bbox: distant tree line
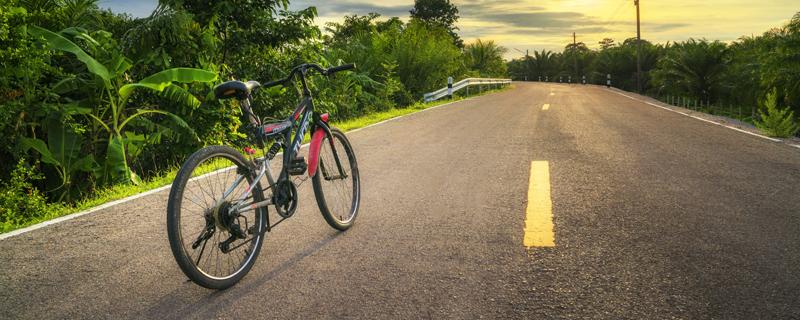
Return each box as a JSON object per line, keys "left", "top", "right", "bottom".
{"left": 507, "top": 12, "right": 800, "bottom": 126}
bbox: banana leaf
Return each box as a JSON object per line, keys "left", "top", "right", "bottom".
{"left": 27, "top": 25, "right": 111, "bottom": 83}
{"left": 118, "top": 68, "right": 217, "bottom": 101}
{"left": 20, "top": 120, "right": 98, "bottom": 200}
{"left": 103, "top": 134, "right": 140, "bottom": 185}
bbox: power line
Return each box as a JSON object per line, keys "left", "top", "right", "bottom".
{"left": 604, "top": 0, "right": 628, "bottom": 25}
{"left": 513, "top": 48, "right": 530, "bottom": 81}
{"left": 573, "top": 32, "right": 578, "bottom": 79}
{"left": 635, "top": 0, "right": 642, "bottom": 93}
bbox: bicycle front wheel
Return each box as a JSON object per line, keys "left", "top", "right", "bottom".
{"left": 166, "top": 145, "right": 266, "bottom": 289}
{"left": 312, "top": 128, "right": 361, "bottom": 231}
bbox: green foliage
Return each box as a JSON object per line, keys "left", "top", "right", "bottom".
{"left": 393, "top": 20, "right": 464, "bottom": 96}
{"left": 755, "top": 90, "right": 799, "bottom": 138}
{"left": 323, "top": 14, "right": 401, "bottom": 113}
{"left": 20, "top": 114, "right": 97, "bottom": 202}
{"left": 506, "top": 11, "right": 800, "bottom": 123}
{"left": 0, "top": 3, "right": 58, "bottom": 175}
{"left": 121, "top": 4, "right": 214, "bottom": 71}
{"left": 759, "top": 13, "right": 800, "bottom": 117}
{"left": 464, "top": 39, "right": 507, "bottom": 77}
{"left": 28, "top": 25, "right": 111, "bottom": 82}
{"left": 410, "top": 0, "right": 462, "bottom": 47}
{"left": 651, "top": 39, "right": 727, "bottom": 102}
{"left": 1, "top": 159, "right": 50, "bottom": 231}
{"left": 599, "top": 38, "right": 615, "bottom": 50}
{"left": 0, "top": 0, "right": 510, "bottom": 232}
{"left": 27, "top": 25, "right": 215, "bottom": 186}
{"left": 723, "top": 36, "right": 763, "bottom": 109}
{"left": 119, "top": 67, "right": 216, "bottom": 100}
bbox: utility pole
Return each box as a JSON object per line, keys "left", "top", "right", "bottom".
{"left": 513, "top": 48, "right": 530, "bottom": 81}
{"left": 635, "top": 0, "right": 642, "bottom": 93}
{"left": 573, "top": 32, "right": 578, "bottom": 81}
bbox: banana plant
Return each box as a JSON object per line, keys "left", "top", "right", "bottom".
{"left": 28, "top": 25, "right": 217, "bottom": 185}
{"left": 20, "top": 110, "right": 97, "bottom": 203}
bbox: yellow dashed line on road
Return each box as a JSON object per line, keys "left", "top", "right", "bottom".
{"left": 542, "top": 104, "right": 550, "bottom": 110}
{"left": 523, "top": 161, "right": 555, "bottom": 247}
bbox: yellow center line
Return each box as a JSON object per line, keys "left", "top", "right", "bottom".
{"left": 523, "top": 161, "right": 555, "bottom": 247}
{"left": 542, "top": 104, "right": 550, "bottom": 110}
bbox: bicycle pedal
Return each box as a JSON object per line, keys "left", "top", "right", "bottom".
{"left": 288, "top": 156, "right": 307, "bottom": 175}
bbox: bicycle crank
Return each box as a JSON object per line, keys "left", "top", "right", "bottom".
{"left": 273, "top": 180, "right": 298, "bottom": 218}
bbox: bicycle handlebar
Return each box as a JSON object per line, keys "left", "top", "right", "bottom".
{"left": 327, "top": 63, "right": 356, "bottom": 74}
{"left": 262, "top": 63, "right": 356, "bottom": 89}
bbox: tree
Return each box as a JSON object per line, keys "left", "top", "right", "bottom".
{"left": 464, "top": 39, "right": 507, "bottom": 77}
{"left": 159, "top": 0, "right": 318, "bottom": 68}
{"left": 591, "top": 38, "right": 660, "bottom": 90}
{"left": 27, "top": 26, "right": 216, "bottom": 186}
{"left": 531, "top": 49, "right": 559, "bottom": 80}
{"left": 651, "top": 39, "right": 727, "bottom": 102}
{"left": 409, "top": 0, "right": 462, "bottom": 47}
{"left": 759, "top": 12, "right": 800, "bottom": 115}
{"left": 325, "top": 13, "right": 381, "bottom": 44}
{"left": 755, "top": 89, "right": 799, "bottom": 137}
{"left": 599, "top": 38, "right": 615, "bottom": 50}
{"left": 393, "top": 20, "right": 464, "bottom": 95}
{"left": 724, "top": 35, "right": 763, "bottom": 109}
{"left": 563, "top": 42, "right": 593, "bottom": 78}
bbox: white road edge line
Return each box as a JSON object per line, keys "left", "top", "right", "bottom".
{"left": 0, "top": 97, "right": 476, "bottom": 240}
{"left": 607, "top": 89, "right": 783, "bottom": 143}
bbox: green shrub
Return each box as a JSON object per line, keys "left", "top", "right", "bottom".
{"left": 1, "top": 159, "right": 49, "bottom": 231}
{"left": 755, "top": 90, "right": 799, "bottom": 138}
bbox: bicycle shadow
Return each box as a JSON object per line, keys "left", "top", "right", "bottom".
{"left": 138, "top": 231, "right": 340, "bottom": 319}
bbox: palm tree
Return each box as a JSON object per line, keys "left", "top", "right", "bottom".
{"left": 651, "top": 39, "right": 727, "bottom": 102}
{"left": 464, "top": 39, "right": 507, "bottom": 77}
{"left": 531, "top": 49, "right": 558, "bottom": 79}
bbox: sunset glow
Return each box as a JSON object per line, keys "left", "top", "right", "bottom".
{"left": 103, "top": 0, "right": 799, "bottom": 59}
{"left": 291, "top": 0, "right": 798, "bottom": 58}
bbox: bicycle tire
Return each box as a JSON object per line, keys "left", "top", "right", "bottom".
{"left": 167, "top": 145, "right": 267, "bottom": 289}
{"left": 312, "top": 128, "right": 361, "bottom": 231}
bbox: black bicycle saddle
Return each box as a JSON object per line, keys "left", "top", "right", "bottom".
{"left": 214, "top": 80, "right": 261, "bottom": 100}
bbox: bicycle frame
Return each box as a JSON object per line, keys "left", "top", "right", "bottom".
{"left": 225, "top": 71, "right": 347, "bottom": 231}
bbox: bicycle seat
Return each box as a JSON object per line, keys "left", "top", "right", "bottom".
{"left": 261, "top": 120, "right": 292, "bottom": 138}
{"left": 214, "top": 80, "right": 261, "bottom": 100}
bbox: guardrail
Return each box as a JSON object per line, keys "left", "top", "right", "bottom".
{"left": 423, "top": 78, "right": 512, "bottom": 102}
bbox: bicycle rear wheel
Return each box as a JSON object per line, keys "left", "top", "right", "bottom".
{"left": 312, "top": 128, "right": 360, "bottom": 231}
{"left": 167, "top": 146, "right": 266, "bottom": 289}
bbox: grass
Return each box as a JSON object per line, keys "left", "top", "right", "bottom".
{"left": 1, "top": 86, "right": 509, "bottom": 234}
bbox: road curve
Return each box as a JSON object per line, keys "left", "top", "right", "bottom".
{"left": 1, "top": 83, "right": 799, "bottom": 319}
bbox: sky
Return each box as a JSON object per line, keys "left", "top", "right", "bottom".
{"left": 98, "top": 0, "right": 798, "bottom": 59}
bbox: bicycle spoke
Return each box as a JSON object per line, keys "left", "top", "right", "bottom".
{"left": 172, "top": 150, "right": 265, "bottom": 284}
{"left": 314, "top": 131, "right": 357, "bottom": 227}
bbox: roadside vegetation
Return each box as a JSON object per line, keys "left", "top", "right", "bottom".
{"left": 0, "top": 0, "right": 508, "bottom": 232}
{"left": 507, "top": 12, "right": 800, "bottom": 138}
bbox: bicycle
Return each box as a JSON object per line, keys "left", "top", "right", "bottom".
{"left": 166, "top": 63, "right": 361, "bottom": 289}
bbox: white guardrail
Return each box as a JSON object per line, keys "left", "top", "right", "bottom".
{"left": 423, "top": 77, "right": 512, "bottom": 102}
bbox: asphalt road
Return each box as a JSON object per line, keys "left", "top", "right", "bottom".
{"left": 2, "top": 83, "right": 799, "bottom": 319}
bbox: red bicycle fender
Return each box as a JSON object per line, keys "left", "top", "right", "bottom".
{"left": 307, "top": 128, "right": 326, "bottom": 178}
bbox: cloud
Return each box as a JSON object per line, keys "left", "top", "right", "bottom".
{"left": 645, "top": 22, "right": 691, "bottom": 32}
{"left": 101, "top": 0, "right": 798, "bottom": 60}
{"left": 289, "top": 1, "right": 412, "bottom": 18}
{"left": 458, "top": 0, "right": 545, "bottom": 13}
{"left": 477, "top": 11, "right": 590, "bottom": 29}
